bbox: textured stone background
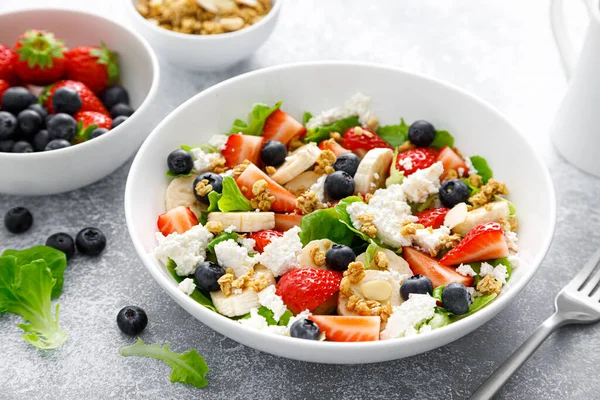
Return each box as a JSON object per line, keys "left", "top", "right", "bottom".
{"left": 1, "top": 0, "right": 599, "bottom": 399}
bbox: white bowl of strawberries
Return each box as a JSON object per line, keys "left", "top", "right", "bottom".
{"left": 0, "top": 8, "right": 159, "bottom": 196}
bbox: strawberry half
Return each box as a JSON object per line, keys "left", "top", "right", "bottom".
{"left": 247, "top": 230, "right": 283, "bottom": 253}
{"left": 308, "top": 315, "right": 381, "bottom": 342}
{"left": 221, "top": 133, "right": 264, "bottom": 168}
{"left": 157, "top": 206, "right": 199, "bottom": 236}
{"left": 65, "top": 43, "right": 119, "bottom": 94}
{"left": 276, "top": 267, "right": 343, "bottom": 314}
{"left": 415, "top": 208, "right": 450, "bottom": 229}
{"left": 0, "top": 79, "right": 10, "bottom": 101}
{"left": 318, "top": 138, "right": 350, "bottom": 157}
{"left": 395, "top": 147, "right": 439, "bottom": 176}
{"left": 0, "top": 45, "right": 18, "bottom": 84}
{"left": 73, "top": 111, "right": 113, "bottom": 143}
{"left": 403, "top": 246, "right": 474, "bottom": 288}
{"left": 274, "top": 213, "right": 303, "bottom": 232}
{"left": 437, "top": 146, "right": 469, "bottom": 177}
{"left": 262, "top": 109, "right": 306, "bottom": 146}
{"left": 440, "top": 222, "right": 509, "bottom": 265}
{"left": 14, "top": 30, "right": 67, "bottom": 85}
{"left": 235, "top": 163, "right": 298, "bottom": 213}
{"left": 342, "top": 127, "right": 392, "bottom": 156}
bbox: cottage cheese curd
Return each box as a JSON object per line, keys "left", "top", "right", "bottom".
{"left": 153, "top": 225, "right": 213, "bottom": 276}
{"left": 258, "top": 285, "right": 288, "bottom": 322}
{"left": 209, "top": 134, "right": 229, "bottom": 151}
{"left": 309, "top": 175, "right": 327, "bottom": 203}
{"left": 380, "top": 294, "right": 437, "bottom": 339}
{"left": 178, "top": 278, "right": 197, "bottom": 296}
{"left": 305, "top": 92, "right": 374, "bottom": 129}
{"left": 214, "top": 239, "right": 256, "bottom": 277}
{"left": 257, "top": 226, "right": 303, "bottom": 276}
{"left": 412, "top": 226, "right": 451, "bottom": 255}
{"left": 401, "top": 162, "right": 443, "bottom": 203}
{"left": 190, "top": 147, "right": 220, "bottom": 173}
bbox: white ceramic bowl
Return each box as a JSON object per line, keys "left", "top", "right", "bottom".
{"left": 0, "top": 8, "right": 159, "bottom": 196}
{"left": 125, "top": 0, "right": 282, "bottom": 70}
{"left": 125, "top": 62, "right": 556, "bottom": 364}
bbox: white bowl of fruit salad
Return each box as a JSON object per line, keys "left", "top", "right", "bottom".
{"left": 125, "top": 62, "right": 556, "bottom": 364}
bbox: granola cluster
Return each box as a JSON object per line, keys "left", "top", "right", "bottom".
{"left": 310, "top": 246, "right": 326, "bottom": 267}
{"left": 373, "top": 251, "right": 389, "bottom": 270}
{"left": 314, "top": 150, "right": 336, "bottom": 175}
{"left": 296, "top": 190, "right": 324, "bottom": 215}
{"left": 135, "top": 0, "right": 272, "bottom": 35}
{"left": 400, "top": 222, "right": 425, "bottom": 236}
{"left": 356, "top": 214, "right": 377, "bottom": 238}
{"left": 339, "top": 261, "right": 366, "bottom": 296}
{"left": 195, "top": 179, "right": 212, "bottom": 197}
{"left": 476, "top": 274, "right": 502, "bottom": 295}
{"left": 209, "top": 155, "right": 228, "bottom": 174}
{"left": 231, "top": 159, "right": 251, "bottom": 179}
{"left": 346, "top": 294, "right": 393, "bottom": 322}
{"left": 217, "top": 266, "right": 269, "bottom": 296}
{"left": 469, "top": 179, "right": 508, "bottom": 208}
{"left": 205, "top": 220, "right": 223, "bottom": 235}
{"left": 250, "top": 179, "right": 275, "bottom": 211}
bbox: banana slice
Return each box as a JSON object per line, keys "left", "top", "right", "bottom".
{"left": 337, "top": 270, "right": 404, "bottom": 316}
{"left": 452, "top": 201, "right": 509, "bottom": 236}
{"left": 210, "top": 265, "right": 276, "bottom": 317}
{"left": 298, "top": 239, "right": 333, "bottom": 269}
{"left": 353, "top": 148, "right": 394, "bottom": 195}
{"left": 284, "top": 171, "right": 323, "bottom": 196}
{"left": 165, "top": 174, "right": 205, "bottom": 218}
{"left": 207, "top": 212, "right": 275, "bottom": 232}
{"left": 271, "top": 143, "right": 322, "bottom": 185}
{"left": 356, "top": 248, "right": 413, "bottom": 276}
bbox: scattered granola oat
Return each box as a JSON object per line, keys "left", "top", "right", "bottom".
{"left": 210, "top": 155, "right": 228, "bottom": 174}
{"left": 477, "top": 274, "right": 502, "bottom": 295}
{"left": 400, "top": 223, "right": 425, "bottom": 236}
{"left": 468, "top": 174, "right": 483, "bottom": 188}
{"left": 310, "top": 246, "right": 326, "bottom": 267}
{"left": 373, "top": 251, "right": 389, "bottom": 270}
{"left": 397, "top": 140, "right": 416, "bottom": 153}
{"left": 296, "top": 190, "right": 323, "bottom": 215}
{"left": 329, "top": 131, "right": 343, "bottom": 143}
{"left": 469, "top": 179, "right": 508, "bottom": 208}
{"left": 231, "top": 159, "right": 251, "bottom": 179}
{"left": 314, "top": 149, "right": 336, "bottom": 175}
{"left": 250, "top": 179, "right": 275, "bottom": 211}
{"left": 195, "top": 179, "right": 212, "bottom": 197}
{"left": 265, "top": 166, "right": 276, "bottom": 176}
{"left": 445, "top": 169, "right": 458, "bottom": 180}
{"left": 288, "top": 138, "right": 304, "bottom": 151}
{"left": 205, "top": 220, "right": 223, "bottom": 235}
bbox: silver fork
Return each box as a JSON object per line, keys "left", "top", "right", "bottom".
{"left": 471, "top": 249, "right": 600, "bottom": 399}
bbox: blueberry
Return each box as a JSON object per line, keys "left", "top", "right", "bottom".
{"left": 47, "top": 113, "right": 77, "bottom": 141}
{"left": 116, "top": 306, "right": 148, "bottom": 336}
{"left": 333, "top": 152, "right": 361, "bottom": 177}
{"left": 193, "top": 172, "right": 223, "bottom": 204}
{"left": 32, "top": 130, "right": 50, "bottom": 151}
{"left": 111, "top": 115, "right": 128, "bottom": 129}
{"left": 45, "top": 232, "right": 75, "bottom": 259}
{"left": 400, "top": 274, "right": 434, "bottom": 300}
{"left": 290, "top": 318, "right": 321, "bottom": 340}
{"left": 408, "top": 120, "right": 436, "bottom": 147}
{"left": 51, "top": 87, "right": 82, "bottom": 115}
{"left": 89, "top": 128, "right": 108, "bottom": 140}
{"left": 324, "top": 170, "right": 355, "bottom": 200}
{"left": 110, "top": 103, "right": 134, "bottom": 119}
{"left": 45, "top": 114, "right": 55, "bottom": 127}
{"left": 0, "top": 111, "right": 17, "bottom": 139}
{"left": 75, "top": 227, "right": 107, "bottom": 256}
{"left": 439, "top": 179, "right": 469, "bottom": 208}
{"left": 45, "top": 139, "right": 71, "bottom": 151}
{"left": 1, "top": 87, "right": 37, "bottom": 115}
{"left": 0, "top": 140, "right": 15, "bottom": 152}
{"left": 101, "top": 85, "right": 129, "bottom": 110}
{"left": 4, "top": 207, "right": 33, "bottom": 233}
{"left": 325, "top": 244, "right": 356, "bottom": 271}
{"left": 167, "top": 149, "right": 194, "bottom": 175}
{"left": 17, "top": 109, "right": 42, "bottom": 137}
{"left": 12, "top": 141, "right": 33, "bottom": 153}
{"left": 194, "top": 261, "right": 225, "bottom": 291}
{"left": 441, "top": 282, "right": 472, "bottom": 315}
{"left": 260, "top": 140, "right": 287, "bottom": 167}
{"left": 27, "top": 103, "right": 48, "bottom": 120}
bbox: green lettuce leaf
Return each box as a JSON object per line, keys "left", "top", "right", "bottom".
{"left": 409, "top": 194, "right": 438, "bottom": 213}
{"left": 2, "top": 245, "right": 67, "bottom": 299}
{"left": 426, "top": 307, "right": 452, "bottom": 329}
{"left": 432, "top": 286, "right": 445, "bottom": 302}
{"left": 333, "top": 196, "right": 374, "bottom": 242}
{"left": 363, "top": 241, "right": 380, "bottom": 269}
{"left": 199, "top": 191, "right": 222, "bottom": 225}
{"left": 166, "top": 170, "right": 192, "bottom": 178}
{"left": 304, "top": 116, "right": 360, "bottom": 143}
{"left": 470, "top": 156, "right": 493, "bottom": 184}
{"left": 495, "top": 196, "right": 517, "bottom": 218}
{"left": 461, "top": 177, "right": 480, "bottom": 197}
{"left": 120, "top": 338, "right": 209, "bottom": 389}
{"left": 299, "top": 208, "right": 355, "bottom": 246}
{"left": 198, "top": 144, "right": 218, "bottom": 154}
{"left": 302, "top": 112, "right": 313, "bottom": 126}
{"left": 257, "top": 306, "right": 293, "bottom": 326}
{"left": 166, "top": 259, "right": 217, "bottom": 312}
{"left": 207, "top": 232, "right": 238, "bottom": 254}
{"left": 376, "top": 118, "right": 409, "bottom": 147}
{"left": 0, "top": 256, "right": 67, "bottom": 349}
{"left": 217, "top": 177, "right": 252, "bottom": 212}
{"left": 228, "top": 101, "right": 282, "bottom": 136}
{"left": 430, "top": 130, "right": 455, "bottom": 149}
{"left": 386, "top": 148, "right": 404, "bottom": 187}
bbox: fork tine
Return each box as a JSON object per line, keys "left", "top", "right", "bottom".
{"left": 569, "top": 248, "right": 600, "bottom": 290}
{"left": 581, "top": 265, "right": 600, "bottom": 295}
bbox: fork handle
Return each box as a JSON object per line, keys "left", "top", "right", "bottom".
{"left": 470, "top": 313, "right": 567, "bottom": 399}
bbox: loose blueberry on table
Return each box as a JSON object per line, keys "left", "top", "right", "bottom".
{"left": 117, "top": 306, "right": 149, "bottom": 336}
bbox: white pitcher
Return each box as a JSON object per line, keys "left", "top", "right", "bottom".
{"left": 550, "top": 0, "right": 600, "bottom": 176}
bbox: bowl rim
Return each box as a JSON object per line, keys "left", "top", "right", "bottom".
{"left": 125, "top": 61, "right": 557, "bottom": 355}
{"left": 124, "top": 0, "right": 282, "bottom": 41}
{"left": 0, "top": 7, "right": 160, "bottom": 159}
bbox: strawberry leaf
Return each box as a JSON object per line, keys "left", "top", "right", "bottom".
{"left": 90, "top": 42, "right": 120, "bottom": 85}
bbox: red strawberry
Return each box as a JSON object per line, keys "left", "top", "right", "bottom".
{"left": 42, "top": 80, "right": 109, "bottom": 116}
{"left": 157, "top": 206, "right": 199, "bottom": 236}
{"left": 247, "top": 230, "right": 283, "bottom": 253}
{"left": 262, "top": 109, "right": 306, "bottom": 146}
{"left": 402, "top": 246, "right": 474, "bottom": 288}
{"left": 342, "top": 127, "right": 392, "bottom": 156}
{"left": 440, "top": 222, "right": 509, "bottom": 265}
{"left": 0, "top": 45, "right": 18, "bottom": 84}
{"left": 65, "top": 43, "right": 119, "bottom": 94}
{"left": 14, "top": 30, "right": 67, "bottom": 85}
{"left": 274, "top": 213, "right": 303, "bottom": 232}
{"left": 437, "top": 146, "right": 469, "bottom": 177}
{"left": 276, "top": 267, "right": 343, "bottom": 314}
{"left": 235, "top": 163, "right": 298, "bottom": 213}
{"left": 308, "top": 315, "right": 380, "bottom": 342}
{"left": 395, "top": 147, "right": 439, "bottom": 176}
{"left": 0, "top": 79, "right": 10, "bottom": 101}
{"left": 415, "top": 208, "right": 450, "bottom": 229}
{"left": 73, "top": 111, "right": 113, "bottom": 143}
{"left": 221, "top": 134, "right": 263, "bottom": 168}
{"left": 318, "top": 139, "right": 350, "bottom": 157}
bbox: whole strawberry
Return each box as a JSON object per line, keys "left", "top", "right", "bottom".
{"left": 276, "top": 267, "right": 342, "bottom": 314}
{"left": 14, "top": 30, "right": 67, "bottom": 85}
{"left": 65, "top": 43, "right": 119, "bottom": 94}
{"left": 42, "top": 80, "right": 108, "bottom": 116}
{"left": 0, "top": 45, "right": 18, "bottom": 84}
{"left": 395, "top": 147, "right": 439, "bottom": 176}
{"left": 73, "top": 111, "right": 113, "bottom": 143}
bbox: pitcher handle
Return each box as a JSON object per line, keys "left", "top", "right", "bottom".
{"left": 550, "top": 0, "right": 595, "bottom": 79}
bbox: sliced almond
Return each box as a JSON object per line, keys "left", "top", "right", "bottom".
{"left": 444, "top": 202, "right": 468, "bottom": 229}
{"left": 360, "top": 280, "right": 393, "bottom": 302}
{"left": 220, "top": 17, "right": 244, "bottom": 31}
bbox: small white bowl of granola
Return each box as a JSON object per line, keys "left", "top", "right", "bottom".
{"left": 126, "top": 0, "right": 282, "bottom": 70}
